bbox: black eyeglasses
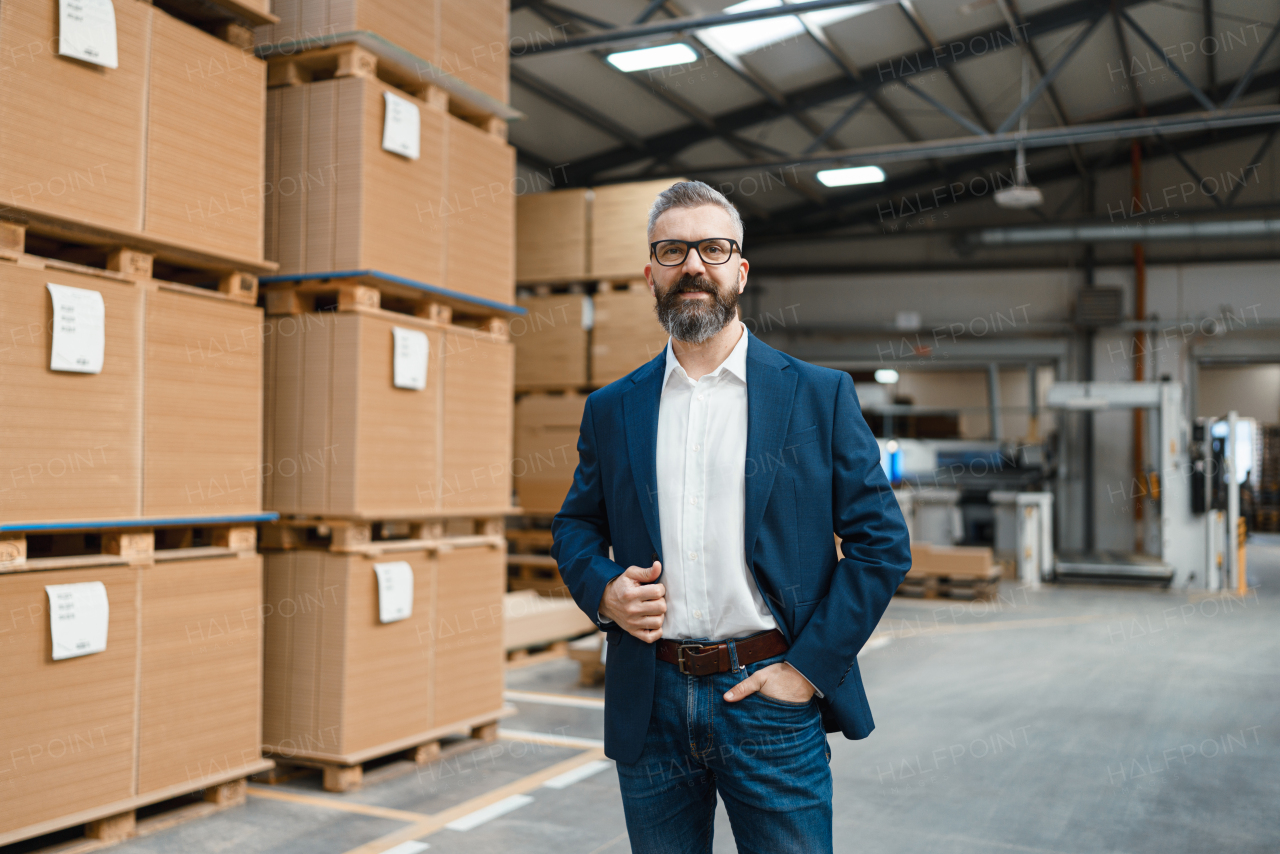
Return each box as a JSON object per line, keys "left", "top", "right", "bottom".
{"left": 649, "top": 238, "right": 741, "bottom": 266}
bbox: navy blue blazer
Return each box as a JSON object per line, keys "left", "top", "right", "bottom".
{"left": 550, "top": 328, "right": 911, "bottom": 765}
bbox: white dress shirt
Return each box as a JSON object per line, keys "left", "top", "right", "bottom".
{"left": 656, "top": 321, "right": 777, "bottom": 641}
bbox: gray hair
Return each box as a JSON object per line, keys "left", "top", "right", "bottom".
{"left": 646, "top": 180, "right": 744, "bottom": 245}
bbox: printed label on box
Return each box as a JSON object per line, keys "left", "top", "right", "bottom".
{"left": 392, "top": 327, "right": 429, "bottom": 390}
{"left": 58, "top": 0, "right": 119, "bottom": 68}
{"left": 46, "top": 581, "right": 110, "bottom": 660}
{"left": 373, "top": 561, "right": 414, "bottom": 623}
{"left": 581, "top": 295, "right": 594, "bottom": 330}
{"left": 47, "top": 283, "right": 105, "bottom": 373}
{"left": 382, "top": 92, "right": 421, "bottom": 159}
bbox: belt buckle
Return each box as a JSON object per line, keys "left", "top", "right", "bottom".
{"left": 675, "top": 643, "right": 705, "bottom": 676}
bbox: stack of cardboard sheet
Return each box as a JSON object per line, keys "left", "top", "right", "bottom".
{"left": 0, "top": 567, "right": 140, "bottom": 842}
{"left": 503, "top": 589, "right": 597, "bottom": 651}
{"left": 261, "top": 542, "right": 506, "bottom": 764}
{"left": 264, "top": 76, "right": 447, "bottom": 289}
{"left": 590, "top": 283, "right": 668, "bottom": 385}
{"left": 256, "top": 0, "right": 439, "bottom": 63}
{"left": 0, "top": 552, "right": 269, "bottom": 846}
{"left": 513, "top": 392, "right": 587, "bottom": 514}
{"left": 908, "top": 543, "right": 1000, "bottom": 580}
{"left": 1, "top": 257, "right": 264, "bottom": 524}
{"left": 0, "top": 0, "right": 269, "bottom": 266}
{"left": 590, "top": 179, "right": 685, "bottom": 281}
{"left": 513, "top": 293, "right": 591, "bottom": 388}
{"left": 438, "top": 0, "right": 508, "bottom": 102}
{"left": 513, "top": 179, "right": 682, "bottom": 392}
{"left": 515, "top": 188, "right": 591, "bottom": 285}
{"left": 261, "top": 59, "right": 515, "bottom": 307}
{"left": 261, "top": 311, "right": 513, "bottom": 517}
{"left": 255, "top": 0, "right": 509, "bottom": 103}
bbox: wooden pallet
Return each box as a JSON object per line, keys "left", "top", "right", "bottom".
{"left": 507, "top": 639, "right": 571, "bottom": 668}
{"left": 0, "top": 517, "right": 266, "bottom": 572}
{"left": 7, "top": 777, "right": 258, "bottom": 853}
{"left": 1256, "top": 507, "right": 1280, "bottom": 533}
{"left": 259, "top": 40, "right": 515, "bottom": 135}
{"left": 260, "top": 272, "right": 519, "bottom": 337}
{"left": 259, "top": 715, "right": 510, "bottom": 793}
{"left": 506, "top": 526, "right": 570, "bottom": 597}
{"left": 0, "top": 221, "right": 265, "bottom": 304}
{"left": 260, "top": 515, "right": 507, "bottom": 556}
{"left": 508, "top": 555, "right": 569, "bottom": 597}
{"left": 568, "top": 633, "right": 606, "bottom": 686}
{"left": 896, "top": 575, "right": 1001, "bottom": 601}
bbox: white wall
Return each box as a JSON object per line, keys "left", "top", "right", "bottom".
{"left": 1197, "top": 365, "right": 1280, "bottom": 422}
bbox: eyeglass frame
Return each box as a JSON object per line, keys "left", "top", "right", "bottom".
{"left": 648, "top": 237, "right": 742, "bottom": 266}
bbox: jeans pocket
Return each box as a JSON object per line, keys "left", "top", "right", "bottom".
{"left": 752, "top": 690, "right": 815, "bottom": 709}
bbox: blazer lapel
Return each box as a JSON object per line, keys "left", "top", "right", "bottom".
{"left": 622, "top": 353, "right": 666, "bottom": 560}
{"left": 743, "top": 336, "right": 798, "bottom": 563}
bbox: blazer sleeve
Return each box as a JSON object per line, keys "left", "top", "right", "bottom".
{"left": 550, "top": 395, "right": 625, "bottom": 629}
{"left": 784, "top": 371, "right": 912, "bottom": 696}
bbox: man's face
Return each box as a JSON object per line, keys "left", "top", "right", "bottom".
{"left": 645, "top": 204, "right": 748, "bottom": 345}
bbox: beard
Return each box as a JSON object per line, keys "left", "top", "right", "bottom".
{"left": 653, "top": 274, "right": 739, "bottom": 345}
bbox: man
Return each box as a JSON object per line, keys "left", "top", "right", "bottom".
{"left": 551, "top": 181, "right": 910, "bottom": 853}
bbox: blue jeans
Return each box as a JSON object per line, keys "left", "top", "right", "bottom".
{"left": 615, "top": 649, "right": 833, "bottom": 854}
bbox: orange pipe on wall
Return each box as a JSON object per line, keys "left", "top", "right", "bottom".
{"left": 1131, "top": 140, "right": 1146, "bottom": 553}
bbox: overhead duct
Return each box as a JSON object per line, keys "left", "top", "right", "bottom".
{"left": 964, "top": 218, "right": 1280, "bottom": 248}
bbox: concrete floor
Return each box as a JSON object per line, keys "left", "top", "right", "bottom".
{"left": 37, "top": 537, "right": 1280, "bottom": 854}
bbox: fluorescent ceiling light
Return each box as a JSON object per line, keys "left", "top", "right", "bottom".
{"left": 874, "top": 369, "right": 899, "bottom": 384}
{"left": 816, "top": 165, "right": 885, "bottom": 187}
{"left": 700, "top": 0, "right": 876, "bottom": 56}
{"left": 606, "top": 43, "right": 699, "bottom": 72}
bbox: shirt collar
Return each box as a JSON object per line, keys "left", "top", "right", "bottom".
{"left": 662, "top": 320, "right": 750, "bottom": 388}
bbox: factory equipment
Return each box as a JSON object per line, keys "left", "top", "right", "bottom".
{"left": 1195, "top": 413, "right": 1254, "bottom": 591}
{"left": 1045, "top": 381, "right": 1243, "bottom": 590}
{"left": 991, "top": 491, "right": 1053, "bottom": 588}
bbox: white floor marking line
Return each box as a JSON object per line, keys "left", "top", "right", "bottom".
{"left": 504, "top": 690, "right": 606, "bottom": 709}
{"left": 382, "top": 842, "right": 430, "bottom": 854}
{"left": 444, "top": 794, "right": 535, "bottom": 831}
{"left": 499, "top": 729, "right": 606, "bottom": 749}
{"left": 543, "top": 759, "right": 614, "bottom": 789}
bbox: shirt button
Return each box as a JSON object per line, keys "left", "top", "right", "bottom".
{"left": 694, "top": 610, "right": 703, "bottom": 619}
{"left": 697, "top": 394, "right": 704, "bottom": 400}
{"left": 692, "top": 444, "right": 700, "bottom": 451}
{"left": 688, "top": 551, "right": 697, "bottom": 560}
{"left": 690, "top": 497, "right": 697, "bottom": 505}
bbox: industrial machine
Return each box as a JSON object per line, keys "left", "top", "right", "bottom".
{"left": 1045, "top": 381, "right": 1247, "bottom": 590}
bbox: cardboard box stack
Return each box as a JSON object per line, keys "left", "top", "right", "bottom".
{"left": 256, "top": 10, "right": 517, "bottom": 307}
{"left": 261, "top": 541, "right": 507, "bottom": 783}
{"left": 0, "top": 0, "right": 277, "bottom": 845}
{"left": 253, "top": 0, "right": 521, "bottom": 783}
{"left": 510, "top": 179, "right": 680, "bottom": 519}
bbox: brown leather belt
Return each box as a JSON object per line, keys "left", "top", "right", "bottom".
{"left": 655, "top": 629, "right": 788, "bottom": 676}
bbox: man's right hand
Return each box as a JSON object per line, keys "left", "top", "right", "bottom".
{"left": 599, "top": 561, "right": 665, "bottom": 643}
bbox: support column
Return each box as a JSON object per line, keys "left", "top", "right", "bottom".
{"left": 987, "top": 362, "right": 1003, "bottom": 441}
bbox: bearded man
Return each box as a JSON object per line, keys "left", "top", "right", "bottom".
{"left": 551, "top": 180, "right": 911, "bottom": 853}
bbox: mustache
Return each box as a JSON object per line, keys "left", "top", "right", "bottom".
{"left": 671, "top": 276, "right": 717, "bottom": 294}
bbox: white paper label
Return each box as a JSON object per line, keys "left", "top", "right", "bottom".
{"left": 373, "top": 561, "right": 414, "bottom": 623}
{"left": 580, "top": 295, "right": 594, "bottom": 330}
{"left": 46, "top": 581, "right": 110, "bottom": 660}
{"left": 392, "top": 327, "right": 429, "bottom": 390}
{"left": 47, "top": 283, "right": 105, "bottom": 374}
{"left": 58, "top": 0, "right": 119, "bottom": 68}
{"left": 382, "top": 92, "right": 421, "bottom": 159}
